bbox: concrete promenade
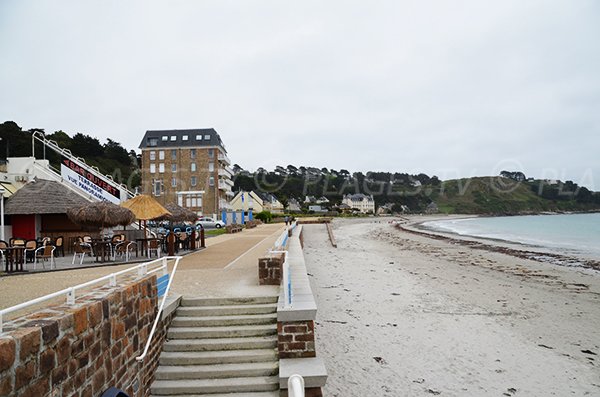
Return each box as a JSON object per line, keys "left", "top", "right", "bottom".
{"left": 0, "top": 223, "right": 284, "bottom": 312}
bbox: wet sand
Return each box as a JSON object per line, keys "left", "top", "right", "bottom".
{"left": 302, "top": 218, "right": 600, "bottom": 396}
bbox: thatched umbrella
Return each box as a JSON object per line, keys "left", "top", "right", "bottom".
{"left": 120, "top": 194, "right": 170, "bottom": 220}
{"left": 121, "top": 194, "right": 171, "bottom": 238}
{"left": 159, "top": 203, "right": 199, "bottom": 223}
{"left": 67, "top": 201, "right": 136, "bottom": 228}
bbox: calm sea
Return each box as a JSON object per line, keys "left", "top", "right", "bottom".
{"left": 422, "top": 213, "right": 600, "bottom": 259}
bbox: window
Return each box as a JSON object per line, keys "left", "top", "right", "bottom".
{"left": 159, "top": 163, "right": 165, "bottom": 173}
{"left": 147, "top": 138, "right": 158, "bottom": 147}
{"left": 196, "top": 135, "right": 202, "bottom": 140}
{"left": 150, "top": 164, "right": 156, "bottom": 173}
{"left": 171, "top": 177, "right": 177, "bottom": 187}
{"left": 208, "top": 149, "right": 214, "bottom": 158}
{"left": 159, "top": 151, "right": 165, "bottom": 160}
{"left": 204, "top": 134, "right": 210, "bottom": 140}
{"left": 153, "top": 180, "right": 162, "bottom": 196}
{"left": 191, "top": 176, "right": 197, "bottom": 187}
{"left": 161, "top": 136, "right": 168, "bottom": 141}
{"left": 190, "top": 149, "right": 196, "bottom": 159}
{"left": 149, "top": 151, "right": 156, "bottom": 161}
{"left": 182, "top": 135, "right": 188, "bottom": 141}
{"left": 171, "top": 149, "right": 177, "bottom": 160}
{"left": 171, "top": 164, "right": 177, "bottom": 172}
{"left": 191, "top": 163, "right": 196, "bottom": 172}
{"left": 208, "top": 162, "right": 214, "bottom": 172}
{"left": 209, "top": 176, "right": 215, "bottom": 186}
{"left": 170, "top": 135, "right": 177, "bottom": 141}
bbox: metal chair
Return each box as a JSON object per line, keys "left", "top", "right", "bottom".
{"left": 54, "top": 236, "right": 65, "bottom": 257}
{"left": 72, "top": 242, "right": 93, "bottom": 265}
{"left": 24, "top": 240, "right": 37, "bottom": 264}
{"left": 34, "top": 245, "right": 55, "bottom": 270}
{"left": 113, "top": 241, "right": 136, "bottom": 262}
{"left": 147, "top": 239, "right": 161, "bottom": 258}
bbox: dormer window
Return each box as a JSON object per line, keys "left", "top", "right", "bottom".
{"left": 204, "top": 134, "right": 210, "bottom": 140}
{"left": 182, "top": 135, "right": 189, "bottom": 141}
{"left": 196, "top": 135, "right": 202, "bottom": 140}
{"left": 170, "top": 136, "right": 177, "bottom": 141}
{"left": 147, "top": 138, "right": 158, "bottom": 147}
{"left": 161, "top": 136, "right": 168, "bottom": 141}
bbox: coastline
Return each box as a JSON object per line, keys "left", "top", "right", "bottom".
{"left": 303, "top": 218, "right": 600, "bottom": 396}
{"left": 403, "top": 214, "right": 600, "bottom": 271}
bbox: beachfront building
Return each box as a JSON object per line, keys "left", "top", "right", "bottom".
{"left": 287, "top": 198, "right": 302, "bottom": 212}
{"left": 230, "top": 191, "right": 284, "bottom": 214}
{"left": 342, "top": 193, "right": 375, "bottom": 213}
{"left": 139, "top": 129, "right": 234, "bottom": 216}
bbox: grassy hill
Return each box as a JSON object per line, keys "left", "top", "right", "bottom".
{"left": 433, "top": 177, "right": 598, "bottom": 215}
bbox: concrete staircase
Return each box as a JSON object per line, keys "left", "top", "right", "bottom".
{"left": 150, "top": 296, "right": 280, "bottom": 397}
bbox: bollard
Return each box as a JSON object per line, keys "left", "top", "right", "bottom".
{"left": 190, "top": 229, "right": 196, "bottom": 250}
{"left": 200, "top": 227, "right": 206, "bottom": 248}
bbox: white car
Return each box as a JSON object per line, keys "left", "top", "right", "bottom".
{"left": 196, "top": 217, "right": 225, "bottom": 229}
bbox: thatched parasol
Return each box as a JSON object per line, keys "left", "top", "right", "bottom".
{"left": 120, "top": 194, "right": 170, "bottom": 220}
{"left": 67, "top": 201, "right": 136, "bottom": 228}
{"left": 159, "top": 203, "right": 199, "bottom": 223}
{"left": 5, "top": 179, "right": 89, "bottom": 215}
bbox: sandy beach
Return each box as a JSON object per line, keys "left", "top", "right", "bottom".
{"left": 303, "top": 217, "right": 600, "bottom": 396}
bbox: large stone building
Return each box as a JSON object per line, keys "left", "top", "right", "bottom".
{"left": 138, "top": 129, "right": 234, "bottom": 215}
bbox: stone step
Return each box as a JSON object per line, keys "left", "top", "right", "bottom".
{"left": 181, "top": 296, "right": 278, "bottom": 307}
{"left": 155, "top": 361, "right": 279, "bottom": 380}
{"left": 168, "top": 324, "right": 277, "bottom": 339}
{"left": 150, "top": 376, "right": 279, "bottom": 395}
{"left": 171, "top": 313, "right": 277, "bottom": 327}
{"left": 150, "top": 393, "right": 279, "bottom": 397}
{"left": 163, "top": 336, "right": 277, "bottom": 352}
{"left": 177, "top": 303, "right": 278, "bottom": 317}
{"left": 159, "top": 349, "right": 277, "bottom": 366}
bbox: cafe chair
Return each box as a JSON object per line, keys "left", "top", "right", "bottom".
{"left": 113, "top": 241, "right": 136, "bottom": 262}
{"left": 24, "top": 240, "right": 37, "bottom": 263}
{"left": 34, "top": 245, "right": 56, "bottom": 270}
{"left": 72, "top": 242, "right": 93, "bottom": 265}
{"left": 54, "top": 236, "right": 65, "bottom": 257}
{"left": 147, "top": 239, "right": 161, "bottom": 258}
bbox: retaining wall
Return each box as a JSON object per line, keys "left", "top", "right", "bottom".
{"left": 0, "top": 274, "right": 175, "bottom": 397}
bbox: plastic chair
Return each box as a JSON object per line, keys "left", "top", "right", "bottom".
{"left": 24, "top": 240, "right": 37, "bottom": 263}
{"left": 35, "top": 245, "right": 55, "bottom": 270}
{"left": 54, "top": 236, "right": 64, "bottom": 257}
{"left": 148, "top": 239, "right": 161, "bottom": 258}
{"left": 113, "top": 241, "right": 136, "bottom": 262}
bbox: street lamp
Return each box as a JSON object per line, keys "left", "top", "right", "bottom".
{"left": 0, "top": 186, "right": 5, "bottom": 242}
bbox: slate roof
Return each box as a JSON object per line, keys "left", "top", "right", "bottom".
{"left": 139, "top": 128, "right": 227, "bottom": 151}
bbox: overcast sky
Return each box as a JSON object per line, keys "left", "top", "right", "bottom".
{"left": 1, "top": 1, "right": 599, "bottom": 189}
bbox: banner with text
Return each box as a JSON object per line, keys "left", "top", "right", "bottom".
{"left": 60, "top": 157, "right": 121, "bottom": 204}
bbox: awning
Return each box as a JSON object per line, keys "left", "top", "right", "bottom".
{"left": 0, "top": 181, "right": 18, "bottom": 198}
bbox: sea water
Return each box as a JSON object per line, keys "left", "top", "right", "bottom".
{"left": 422, "top": 213, "right": 600, "bottom": 259}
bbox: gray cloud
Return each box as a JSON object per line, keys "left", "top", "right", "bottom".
{"left": 1, "top": 0, "right": 599, "bottom": 189}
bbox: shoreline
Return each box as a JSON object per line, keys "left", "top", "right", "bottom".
{"left": 401, "top": 215, "right": 600, "bottom": 272}
{"left": 304, "top": 219, "right": 600, "bottom": 396}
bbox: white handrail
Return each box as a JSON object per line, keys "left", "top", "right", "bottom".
{"left": 288, "top": 374, "right": 305, "bottom": 397}
{"left": 270, "top": 250, "right": 291, "bottom": 308}
{"left": 136, "top": 256, "right": 182, "bottom": 362}
{"left": 0, "top": 257, "right": 173, "bottom": 333}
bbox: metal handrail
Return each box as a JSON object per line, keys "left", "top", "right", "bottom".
{"left": 136, "top": 256, "right": 182, "bottom": 361}
{"left": 0, "top": 256, "right": 175, "bottom": 333}
{"left": 288, "top": 374, "right": 305, "bottom": 397}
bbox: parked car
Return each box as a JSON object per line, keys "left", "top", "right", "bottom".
{"left": 196, "top": 217, "right": 225, "bottom": 229}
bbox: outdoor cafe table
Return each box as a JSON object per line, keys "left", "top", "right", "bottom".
{"left": 135, "top": 238, "right": 156, "bottom": 257}
{"left": 91, "top": 239, "right": 113, "bottom": 263}
{"left": 3, "top": 246, "right": 26, "bottom": 273}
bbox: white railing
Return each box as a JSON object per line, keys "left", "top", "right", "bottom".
{"left": 136, "top": 256, "right": 182, "bottom": 361}
{"left": 0, "top": 256, "right": 181, "bottom": 333}
{"left": 270, "top": 223, "right": 298, "bottom": 309}
{"left": 288, "top": 374, "right": 305, "bottom": 397}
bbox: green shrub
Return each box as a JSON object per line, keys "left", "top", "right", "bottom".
{"left": 255, "top": 211, "right": 273, "bottom": 223}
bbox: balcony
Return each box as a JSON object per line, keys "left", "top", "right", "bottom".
{"left": 218, "top": 167, "right": 233, "bottom": 177}
{"left": 217, "top": 152, "right": 231, "bottom": 165}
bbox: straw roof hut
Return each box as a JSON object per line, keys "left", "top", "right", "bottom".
{"left": 159, "top": 203, "right": 199, "bottom": 223}
{"left": 5, "top": 179, "right": 90, "bottom": 215}
{"left": 121, "top": 194, "right": 170, "bottom": 220}
{"left": 67, "top": 201, "right": 135, "bottom": 228}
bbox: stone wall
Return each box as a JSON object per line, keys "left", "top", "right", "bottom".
{"left": 0, "top": 274, "right": 173, "bottom": 397}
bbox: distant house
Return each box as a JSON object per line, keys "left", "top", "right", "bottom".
{"left": 287, "top": 198, "right": 301, "bottom": 212}
{"left": 308, "top": 205, "right": 327, "bottom": 213}
{"left": 230, "top": 191, "right": 284, "bottom": 214}
{"left": 425, "top": 202, "right": 439, "bottom": 214}
{"left": 377, "top": 203, "right": 394, "bottom": 215}
{"left": 304, "top": 195, "right": 317, "bottom": 204}
{"left": 342, "top": 194, "right": 375, "bottom": 214}
{"left": 316, "top": 196, "right": 330, "bottom": 205}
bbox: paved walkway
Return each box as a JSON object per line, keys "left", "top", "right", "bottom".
{"left": 0, "top": 224, "right": 285, "bottom": 312}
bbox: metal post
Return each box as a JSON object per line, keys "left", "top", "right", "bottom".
{"left": 0, "top": 186, "right": 4, "bottom": 242}
{"left": 200, "top": 227, "right": 205, "bottom": 248}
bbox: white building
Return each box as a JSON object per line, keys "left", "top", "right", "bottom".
{"left": 342, "top": 194, "right": 375, "bottom": 214}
